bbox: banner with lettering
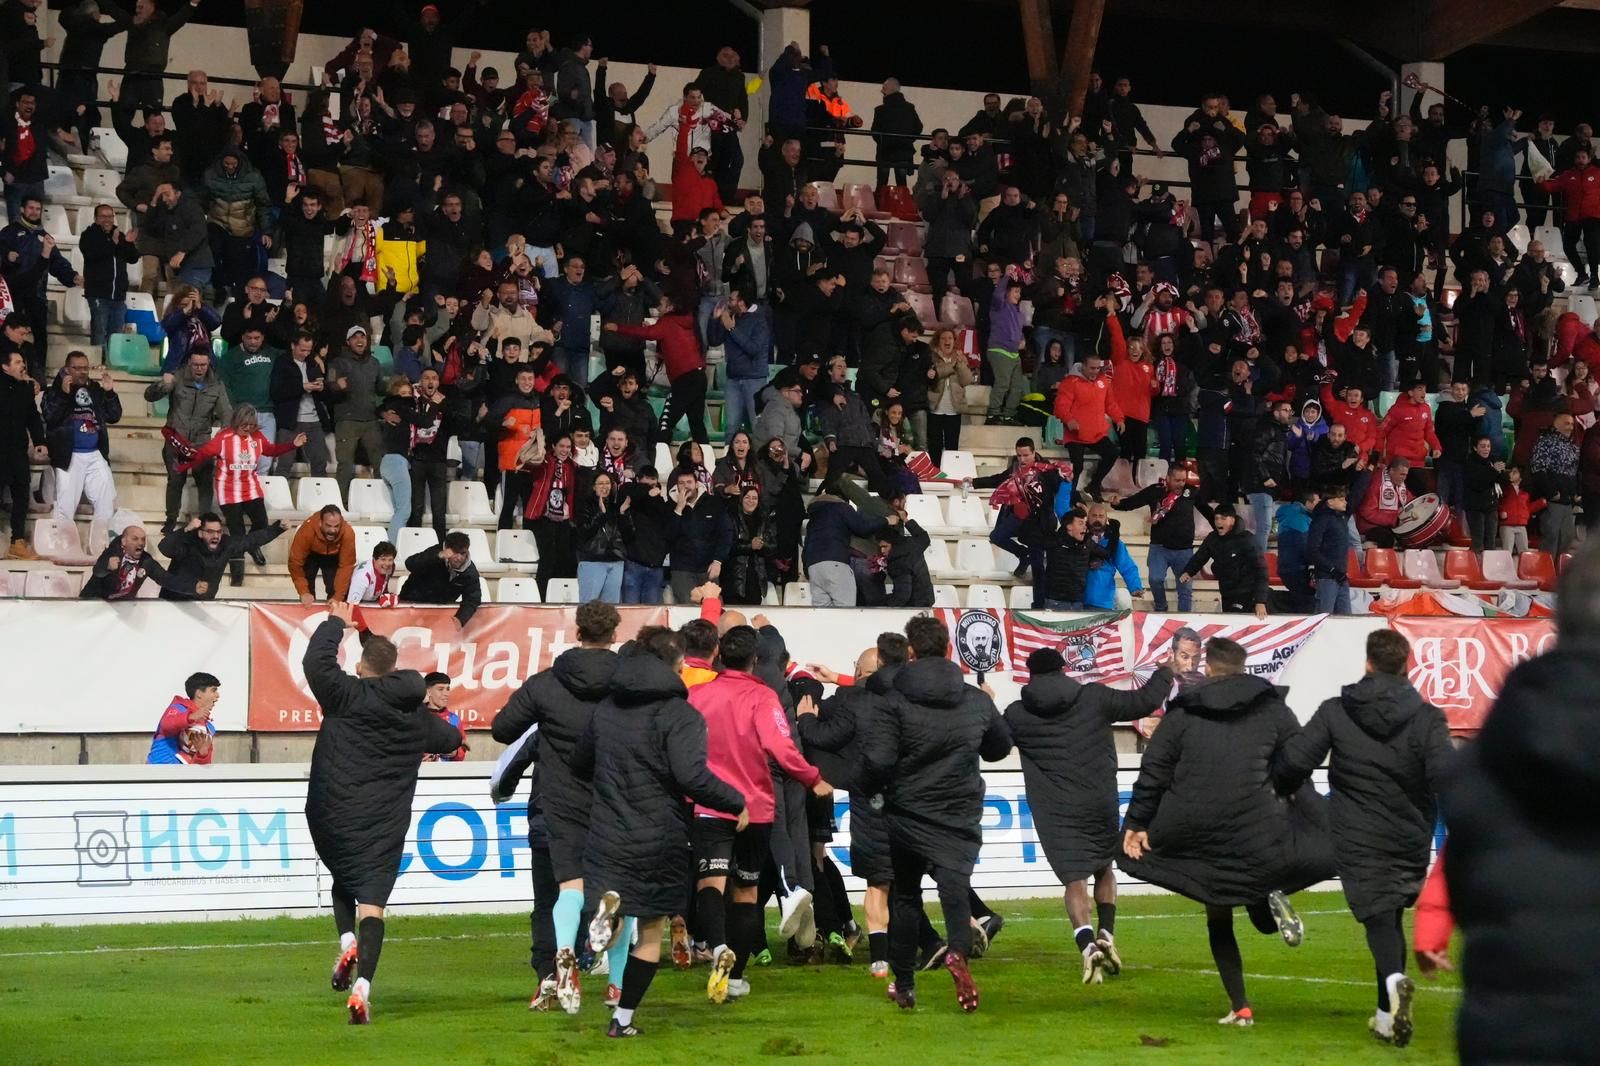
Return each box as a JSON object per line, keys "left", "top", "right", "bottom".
{"left": 247, "top": 604, "right": 669, "bottom": 731}
{"left": 1390, "top": 616, "right": 1557, "bottom": 734}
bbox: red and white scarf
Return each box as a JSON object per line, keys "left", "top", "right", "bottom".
{"left": 337, "top": 218, "right": 377, "bottom": 282}
{"left": 322, "top": 112, "right": 341, "bottom": 146}
{"left": 1155, "top": 355, "right": 1181, "bottom": 397}
{"left": 9, "top": 115, "right": 34, "bottom": 165}
{"left": 1152, "top": 487, "right": 1184, "bottom": 526}
{"left": 285, "top": 151, "right": 305, "bottom": 189}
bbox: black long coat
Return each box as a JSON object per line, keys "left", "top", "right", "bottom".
{"left": 798, "top": 672, "right": 895, "bottom": 884}
{"left": 1273, "top": 672, "right": 1453, "bottom": 921}
{"left": 573, "top": 652, "right": 744, "bottom": 917}
{"left": 303, "top": 618, "right": 462, "bottom": 904}
{"left": 1119, "top": 674, "right": 1333, "bottom": 906}
{"left": 1004, "top": 667, "right": 1172, "bottom": 882}
{"left": 862, "top": 658, "right": 1012, "bottom": 875}
{"left": 1443, "top": 648, "right": 1600, "bottom": 1066}
{"left": 491, "top": 647, "right": 616, "bottom": 883}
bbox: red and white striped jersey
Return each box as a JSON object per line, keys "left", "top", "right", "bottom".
{"left": 183, "top": 430, "right": 295, "bottom": 505}
{"left": 1141, "top": 306, "right": 1193, "bottom": 343}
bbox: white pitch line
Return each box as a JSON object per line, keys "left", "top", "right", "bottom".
{"left": 0, "top": 909, "right": 1401, "bottom": 960}
{"left": 1123, "top": 964, "right": 1461, "bottom": 996}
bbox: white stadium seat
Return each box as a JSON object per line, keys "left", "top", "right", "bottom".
{"left": 932, "top": 584, "right": 961, "bottom": 606}
{"left": 940, "top": 450, "right": 978, "bottom": 481}
{"left": 943, "top": 493, "right": 991, "bottom": 534}
{"left": 351, "top": 525, "right": 387, "bottom": 560}
{"left": 81, "top": 167, "right": 121, "bottom": 201}
{"left": 544, "top": 578, "right": 580, "bottom": 603}
{"left": 923, "top": 538, "right": 961, "bottom": 579}
{"left": 1008, "top": 585, "right": 1034, "bottom": 609}
{"left": 450, "top": 527, "right": 503, "bottom": 573}
{"left": 964, "top": 583, "right": 1006, "bottom": 608}
{"left": 24, "top": 569, "right": 79, "bottom": 599}
{"left": 395, "top": 527, "right": 440, "bottom": 563}
{"left": 346, "top": 478, "right": 393, "bottom": 523}
{"left": 497, "top": 577, "right": 543, "bottom": 603}
{"left": 446, "top": 481, "right": 496, "bottom": 524}
{"left": 295, "top": 477, "right": 344, "bottom": 516}
{"left": 956, "top": 538, "right": 1014, "bottom": 581}
{"left": 262, "top": 475, "right": 297, "bottom": 519}
{"left": 902, "top": 493, "right": 949, "bottom": 534}
{"left": 495, "top": 529, "right": 539, "bottom": 566}
{"left": 785, "top": 581, "right": 814, "bottom": 606}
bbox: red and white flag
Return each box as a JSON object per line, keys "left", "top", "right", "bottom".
{"left": 1124, "top": 613, "right": 1327, "bottom": 684}
{"left": 1006, "top": 610, "right": 1126, "bottom": 683}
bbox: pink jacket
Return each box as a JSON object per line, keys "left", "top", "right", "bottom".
{"left": 688, "top": 669, "right": 819, "bottom": 823}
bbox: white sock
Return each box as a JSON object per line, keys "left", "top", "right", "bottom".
{"left": 353, "top": 976, "right": 370, "bottom": 1000}
{"left": 1374, "top": 1008, "right": 1393, "bottom": 1032}
{"left": 340, "top": 931, "right": 356, "bottom": 952}
{"left": 614, "top": 1007, "right": 634, "bottom": 1026}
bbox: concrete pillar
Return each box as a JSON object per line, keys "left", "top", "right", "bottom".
{"left": 1401, "top": 62, "right": 1446, "bottom": 120}
{"left": 760, "top": 5, "right": 812, "bottom": 83}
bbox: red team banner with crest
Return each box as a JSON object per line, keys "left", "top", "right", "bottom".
{"left": 247, "top": 604, "right": 670, "bottom": 730}
{"left": 1390, "top": 616, "right": 1557, "bottom": 734}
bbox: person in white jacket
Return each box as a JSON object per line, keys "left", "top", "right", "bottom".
{"left": 347, "top": 541, "right": 398, "bottom": 604}
{"left": 644, "top": 84, "right": 733, "bottom": 157}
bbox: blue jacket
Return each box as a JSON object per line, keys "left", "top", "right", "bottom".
{"left": 1471, "top": 385, "right": 1505, "bottom": 457}
{"left": 1083, "top": 521, "right": 1143, "bottom": 609}
{"left": 802, "top": 494, "right": 888, "bottom": 567}
{"left": 1275, "top": 501, "right": 1314, "bottom": 594}
{"left": 548, "top": 277, "right": 611, "bottom": 353}
{"left": 1304, "top": 500, "right": 1351, "bottom": 578}
{"left": 769, "top": 53, "right": 829, "bottom": 131}
{"left": 0, "top": 219, "right": 79, "bottom": 299}
{"left": 1477, "top": 118, "right": 1519, "bottom": 196}
{"left": 159, "top": 305, "right": 222, "bottom": 372}
{"left": 708, "top": 306, "right": 772, "bottom": 381}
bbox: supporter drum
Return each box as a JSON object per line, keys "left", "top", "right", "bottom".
{"left": 1395, "top": 492, "right": 1450, "bottom": 548}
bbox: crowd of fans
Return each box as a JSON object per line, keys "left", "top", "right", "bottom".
{"left": 0, "top": 5, "right": 1596, "bottom": 613}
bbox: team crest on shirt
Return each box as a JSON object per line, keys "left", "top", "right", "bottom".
{"left": 954, "top": 610, "right": 1004, "bottom": 673}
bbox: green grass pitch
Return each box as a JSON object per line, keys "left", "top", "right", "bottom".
{"left": 0, "top": 891, "right": 1459, "bottom": 1065}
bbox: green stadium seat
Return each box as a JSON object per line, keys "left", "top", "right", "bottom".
{"left": 106, "top": 333, "right": 159, "bottom": 376}
{"left": 371, "top": 345, "right": 394, "bottom": 373}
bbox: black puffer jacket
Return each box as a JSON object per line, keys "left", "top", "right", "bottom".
{"left": 1120, "top": 673, "right": 1333, "bottom": 906}
{"left": 302, "top": 618, "right": 462, "bottom": 903}
{"left": 1186, "top": 525, "right": 1269, "bottom": 610}
{"left": 1443, "top": 648, "right": 1600, "bottom": 1065}
{"left": 862, "top": 658, "right": 1012, "bottom": 874}
{"left": 799, "top": 668, "right": 898, "bottom": 883}
{"left": 492, "top": 647, "right": 615, "bottom": 880}
{"left": 573, "top": 651, "right": 744, "bottom": 916}
{"left": 1273, "top": 672, "right": 1453, "bottom": 921}
{"left": 1040, "top": 530, "right": 1109, "bottom": 605}
{"left": 1005, "top": 667, "right": 1172, "bottom": 882}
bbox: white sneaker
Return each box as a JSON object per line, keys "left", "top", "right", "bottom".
{"left": 1218, "top": 1008, "right": 1254, "bottom": 1027}
{"left": 1388, "top": 974, "right": 1416, "bottom": 1047}
{"left": 778, "top": 888, "right": 813, "bottom": 941}
{"left": 529, "top": 976, "right": 558, "bottom": 1012}
{"left": 707, "top": 945, "right": 735, "bottom": 1003}
{"left": 727, "top": 978, "right": 751, "bottom": 999}
{"left": 796, "top": 896, "right": 817, "bottom": 949}
{"left": 1267, "top": 890, "right": 1303, "bottom": 947}
{"left": 1081, "top": 944, "right": 1105, "bottom": 985}
{"left": 1096, "top": 932, "right": 1122, "bottom": 976}
{"left": 555, "top": 947, "right": 582, "bottom": 1015}
{"left": 588, "top": 951, "right": 610, "bottom": 977}
{"left": 589, "top": 890, "right": 622, "bottom": 953}
{"left": 1369, "top": 1013, "right": 1395, "bottom": 1043}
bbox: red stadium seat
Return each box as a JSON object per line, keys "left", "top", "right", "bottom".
{"left": 903, "top": 290, "right": 939, "bottom": 329}
{"left": 807, "top": 182, "right": 839, "bottom": 212}
{"left": 1364, "top": 548, "right": 1423, "bottom": 589}
{"left": 874, "top": 254, "right": 896, "bottom": 274}
{"left": 1560, "top": 551, "right": 1574, "bottom": 574}
{"left": 1446, "top": 511, "right": 1472, "bottom": 548}
{"left": 877, "top": 183, "right": 921, "bottom": 221}
{"left": 940, "top": 294, "right": 975, "bottom": 328}
{"left": 843, "top": 183, "right": 892, "bottom": 220}
{"left": 893, "top": 256, "right": 931, "bottom": 292}
{"left": 1349, "top": 548, "right": 1383, "bottom": 589}
{"left": 885, "top": 221, "right": 924, "bottom": 257}
{"left": 1265, "top": 550, "right": 1282, "bottom": 587}
{"left": 1443, "top": 549, "right": 1502, "bottom": 591}
{"left": 1518, "top": 549, "right": 1558, "bottom": 591}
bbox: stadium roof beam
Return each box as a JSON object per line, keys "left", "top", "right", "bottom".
{"left": 1412, "top": 0, "right": 1563, "bottom": 59}
{"left": 1017, "top": 0, "right": 1105, "bottom": 117}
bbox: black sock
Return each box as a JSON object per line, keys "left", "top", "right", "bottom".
{"left": 966, "top": 888, "right": 996, "bottom": 921}
{"left": 696, "top": 886, "right": 727, "bottom": 950}
{"left": 869, "top": 931, "right": 888, "bottom": 964}
{"left": 1074, "top": 925, "right": 1095, "bottom": 951}
{"left": 729, "top": 901, "right": 760, "bottom": 980}
{"left": 1097, "top": 902, "right": 1117, "bottom": 936}
{"left": 822, "top": 858, "right": 854, "bottom": 929}
{"left": 617, "top": 953, "right": 657, "bottom": 1011}
{"left": 356, "top": 916, "right": 385, "bottom": 984}
{"left": 332, "top": 886, "right": 356, "bottom": 938}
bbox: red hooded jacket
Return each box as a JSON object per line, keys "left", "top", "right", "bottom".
{"left": 614, "top": 313, "right": 705, "bottom": 382}
{"left": 1054, "top": 368, "right": 1125, "bottom": 444}
{"left": 1320, "top": 381, "right": 1380, "bottom": 457}
{"left": 1379, "top": 394, "right": 1442, "bottom": 465}
{"left": 1105, "top": 312, "right": 1155, "bottom": 423}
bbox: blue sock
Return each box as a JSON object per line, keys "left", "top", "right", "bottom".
{"left": 554, "top": 888, "right": 584, "bottom": 952}
{"left": 606, "top": 917, "right": 634, "bottom": 988}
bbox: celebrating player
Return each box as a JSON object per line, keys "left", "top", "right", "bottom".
{"left": 303, "top": 601, "right": 464, "bottom": 1025}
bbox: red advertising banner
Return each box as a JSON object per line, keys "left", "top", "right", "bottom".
{"left": 1391, "top": 616, "right": 1557, "bottom": 734}
{"left": 248, "top": 604, "right": 669, "bottom": 731}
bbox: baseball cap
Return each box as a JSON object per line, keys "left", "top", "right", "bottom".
{"left": 346, "top": 325, "right": 368, "bottom": 339}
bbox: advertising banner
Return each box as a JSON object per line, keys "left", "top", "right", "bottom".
{"left": 1391, "top": 615, "right": 1557, "bottom": 734}
{"left": 247, "top": 604, "right": 669, "bottom": 730}
{"left": 0, "top": 763, "right": 1335, "bottom": 926}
